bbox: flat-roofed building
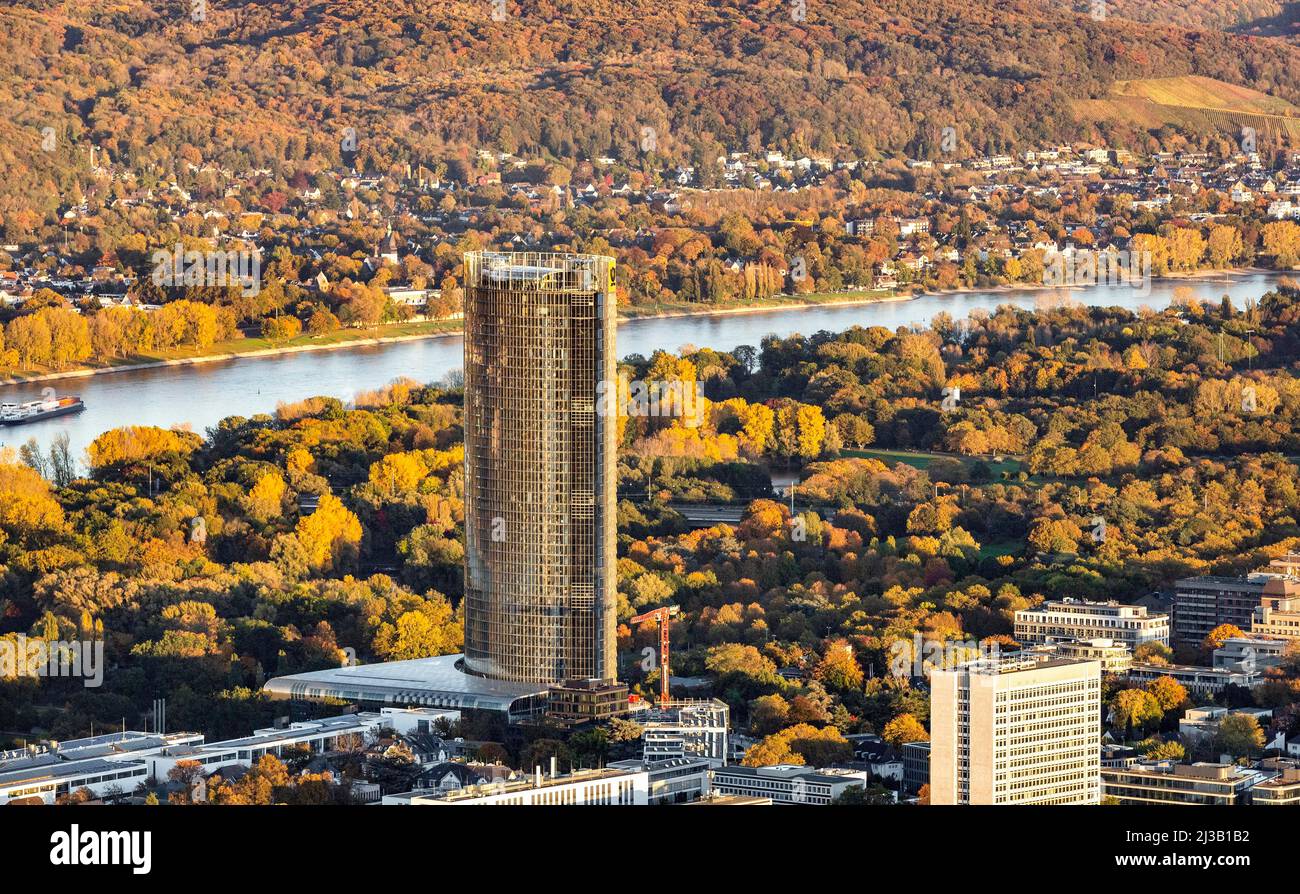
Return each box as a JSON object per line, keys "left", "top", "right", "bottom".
{"left": 1101, "top": 761, "right": 1265, "bottom": 805}
{"left": 1125, "top": 662, "right": 1260, "bottom": 697}
{"left": 144, "top": 708, "right": 458, "bottom": 781}
{"left": 546, "top": 677, "right": 629, "bottom": 723}
{"left": 461, "top": 251, "right": 619, "bottom": 685}
{"left": 901, "top": 741, "right": 931, "bottom": 795}
{"left": 710, "top": 764, "right": 868, "bottom": 805}
{"left": 1178, "top": 706, "right": 1273, "bottom": 745}
{"left": 1026, "top": 637, "right": 1133, "bottom": 672}
{"left": 608, "top": 757, "right": 712, "bottom": 804}
{"left": 1173, "top": 574, "right": 1298, "bottom": 644}
{"left": 0, "top": 731, "right": 201, "bottom": 805}
{"left": 1214, "top": 637, "right": 1291, "bottom": 671}
{"left": 1014, "top": 599, "right": 1168, "bottom": 648}
{"left": 1251, "top": 590, "right": 1300, "bottom": 641}
{"left": 930, "top": 655, "right": 1101, "bottom": 805}
{"left": 1252, "top": 761, "right": 1300, "bottom": 805}
{"left": 632, "top": 699, "right": 730, "bottom": 767}
{"left": 385, "top": 765, "right": 648, "bottom": 806}
{"left": 263, "top": 653, "right": 550, "bottom": 722}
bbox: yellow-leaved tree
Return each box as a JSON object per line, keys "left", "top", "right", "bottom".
{"left": 292, "top": 494, "right": 362, "bottom": 574}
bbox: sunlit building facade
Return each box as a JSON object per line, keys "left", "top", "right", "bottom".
{"left": 931, "top": 655, "right": 1101, "bottom": 805}
{"left": 461, "top": 251, "right": 618, "bottom": 685}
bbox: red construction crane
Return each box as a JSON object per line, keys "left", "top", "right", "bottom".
{"left": 630, "top": 605, "right": 680, "bottom": 704}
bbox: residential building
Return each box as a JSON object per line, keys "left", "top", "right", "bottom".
{"left": 1014, "top": 599, "right": 1169, "bottom": 648}
{"left": 930, "top": 655, "right": 1101, "bottom": 805}
{"left": 461, "top": 251, "right": 619, "bottom": 684}
{"left": 710, "top": 765, "right": 868, "bottom": 805}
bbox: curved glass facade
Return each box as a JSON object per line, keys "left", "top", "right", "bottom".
{"left": 461, "top": 251, "right": 617, "bottom": 684}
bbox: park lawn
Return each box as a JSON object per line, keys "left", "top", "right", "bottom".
{"left": 976, "top": 540, "right": 1023, "bottom": 559}
{"left": 844, "top": 447, "right": 1025, "bottom": 479}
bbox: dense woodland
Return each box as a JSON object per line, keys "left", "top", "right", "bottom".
{"left": 3, "top": 283, "right": 1300, "bottom": 771}
{"left": 5, "top": 0, "right": 1300, "bottom": 225}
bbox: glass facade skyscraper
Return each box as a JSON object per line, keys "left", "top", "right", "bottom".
{"left": 461, "top": 251, "right": 618, "bottom": 684}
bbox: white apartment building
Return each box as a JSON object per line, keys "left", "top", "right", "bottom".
{"left": 930, "top": 655, "right": 1101, "bottom": 805}
{"left": 1014, "top": 599, "right": 1169, "bottom": 648}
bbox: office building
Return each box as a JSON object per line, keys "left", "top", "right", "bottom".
{"left": 264, "top": 654, "right": 550, "bottom": 722}
{"left": 1251, "top": 589, "right": 1300, "bottom": 641}
{"left": 0, "top": 731, "right": 202, "bottom": 805}
{"left": 1252, "top": 762, "right": 1300, "bottom": 805}
{"left": 710, "top": 765, "right": 868, "bottom": 804}
{"left": 1125, "top": 662, "right": 1260, "bottom": 697}
{"left": 930, "top": 655, "right": 1101, "bottom": 805}
{"left": 609, "top": 757, "right": 713, "bottom": 804}
{"left": 385, "top": 765, "right": 648, "bottom": 806}
{"left": 1014, "top": 599, "right": 1168, "bottom": 648}
{"left": 633, "top": 699, "right": 730, "bottom": 767}
{"left": 1101, "top": 761, "right": 1264, "bottom": 806}
{"left": 546, "top": 677, "right": 629, "bottom": 723}
{"left": 462, "top": 251, "right": 618, "bottom": 685}
{"left": 144, "top": 708, "right": 457, "bottom": 782}
{"left": 1173, "top": 574, "right": 1298, "bottom": 644}
{"left": 1025, "top": 637, "right": 1133, "bottom": 672}
{"left": 1178, "top": 706, "right": 1273, "bottom": 745}
{"left": 1214, "top": 636, "right": 1290, "bottom": 671}
{"left": 901, "top": 741, "right": 931, "bottom": 795}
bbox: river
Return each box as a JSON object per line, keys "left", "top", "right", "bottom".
{"left": 0, "top": 270, "right": 1285, "bottom": 461}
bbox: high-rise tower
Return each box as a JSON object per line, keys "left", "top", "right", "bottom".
{"left": 461, "top": 251, "right": 618, "bottom": 684}
{"left": 930, "top": 655, "right": 1101, "bottom": 805}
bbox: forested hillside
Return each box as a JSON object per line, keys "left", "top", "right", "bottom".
{"left": 5, "top": 0, "right": 1300, "bottom": 230}
{"left": 1106, "top": 0, "right": 1298, "bottom": 35}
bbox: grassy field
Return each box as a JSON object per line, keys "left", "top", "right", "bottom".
{"left": 844, "top": 447, "right": 1025, "bottom": 479}
{"left": 976, "top": 541, "right": 1022, "bottom": 559}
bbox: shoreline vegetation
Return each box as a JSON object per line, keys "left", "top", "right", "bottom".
{"left": 0, "top": 266, "right": 1278, "bottom": 389}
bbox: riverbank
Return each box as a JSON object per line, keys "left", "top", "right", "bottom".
{"left": 0, "top": 321, "right": 467, "bottom": 387}
{"left": 0, "top": 290, "right": 910, "bottom": 387}
{"left": 0, "top": 266, "right": 1282, "bottom": 388}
